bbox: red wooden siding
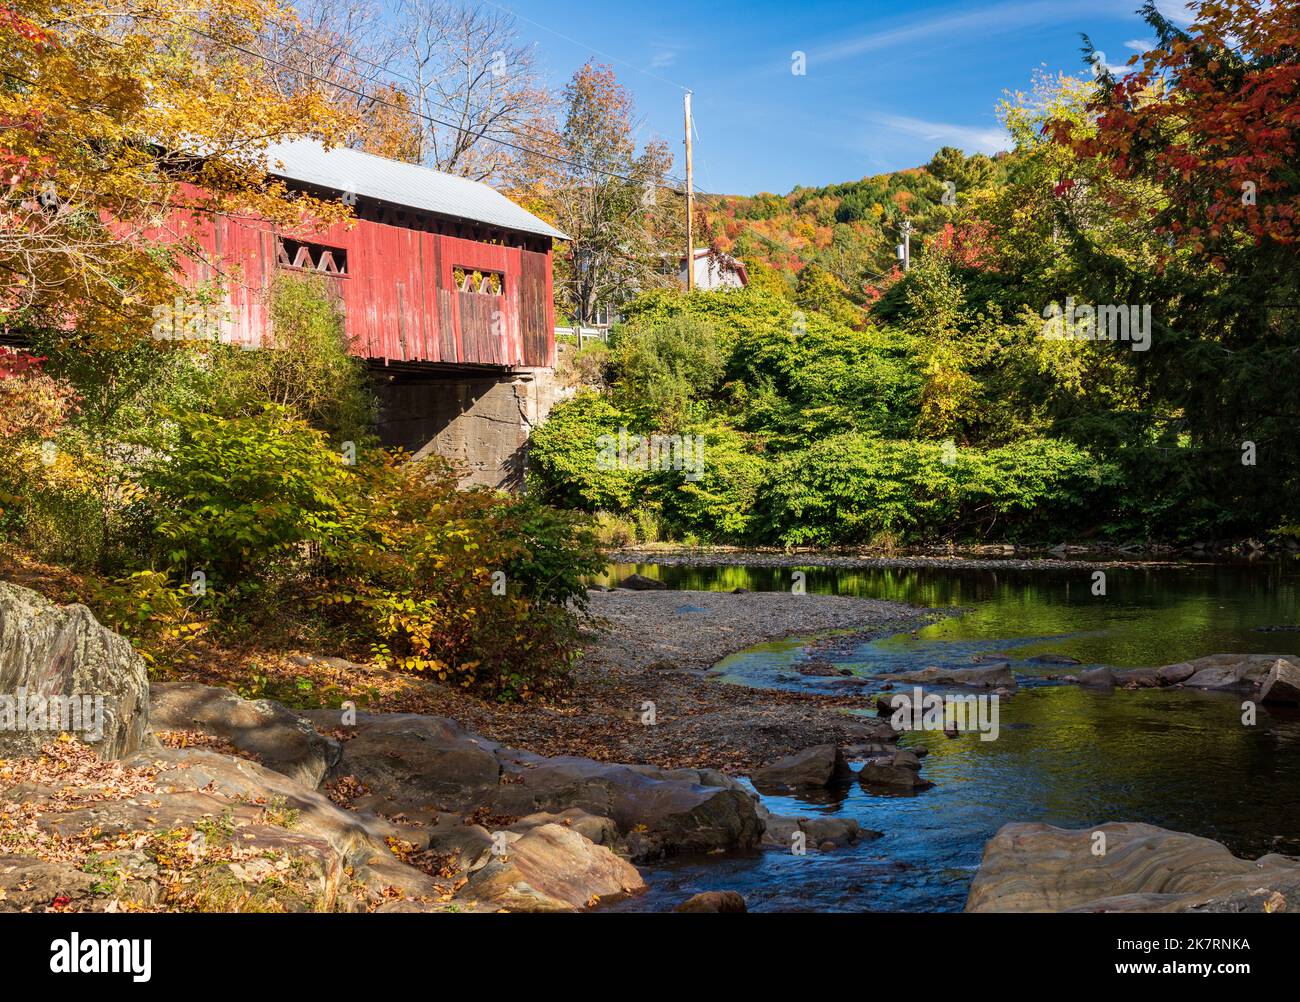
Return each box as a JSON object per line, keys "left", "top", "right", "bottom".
{"left": 169, "top": 207, "right": 555, "bottom": 368}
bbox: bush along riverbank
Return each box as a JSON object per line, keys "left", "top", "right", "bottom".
{"left": 4, "top": 577, "right": 1300, "bottom": 913}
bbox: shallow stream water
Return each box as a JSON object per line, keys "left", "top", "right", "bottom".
{"left": 598, "top": 560, "right": 1300, "bottom": 912}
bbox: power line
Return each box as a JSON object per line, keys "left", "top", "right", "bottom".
{"left": 71, "top": 14, "right": 697, "bottom": 196}
{"left": 211, "top": 4, "right": 733, "bottom": 201}
{"left": 479, "top": 0, "right": 692, "bottom": 93}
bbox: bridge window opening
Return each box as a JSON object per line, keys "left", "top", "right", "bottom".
{"left": 453, "top": 267, "right": 503, "bottom": 295}
{"left": 277, "top": 238, "right": 348, "bottom": 275}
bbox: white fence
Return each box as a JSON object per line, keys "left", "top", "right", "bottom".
{"left": 555, "top": 325, "right": 610, "bottom": 348}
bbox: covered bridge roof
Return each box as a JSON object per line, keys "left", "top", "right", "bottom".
{"left": 263, "top": 138, "right": 568, "bottom": 242}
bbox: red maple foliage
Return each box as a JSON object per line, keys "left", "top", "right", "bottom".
{"left": 1047, "top": 0, "right": 1300, "bottom": 264}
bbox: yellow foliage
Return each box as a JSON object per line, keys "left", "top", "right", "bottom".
{"left": 1, "top": 0, "right": 353, "bottom": 343}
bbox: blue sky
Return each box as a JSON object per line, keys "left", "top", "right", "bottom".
{"left": 502, "top": 0, "right": 1198, "bottom": 195}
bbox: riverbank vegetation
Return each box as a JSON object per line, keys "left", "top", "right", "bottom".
{"left": 531, "top": 1, "right": 1300, "bottom": 549}
{"left": 1, "top": 274, "right": 602, "bottom": 701}
{"left": 1, "top": 0, "right": 610, "bottom": 701}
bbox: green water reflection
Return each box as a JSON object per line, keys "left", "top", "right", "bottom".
{"left": 602, "top": 561, "right": 1300, "bottom": 667}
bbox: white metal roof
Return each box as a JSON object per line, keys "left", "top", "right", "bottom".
{"left": 262, "top": 138, "right": 568, "bottom": 241}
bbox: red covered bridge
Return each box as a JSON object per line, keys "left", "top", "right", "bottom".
{"left": 176, "top": 138, "right": 565, "bottom": 368}
{"left": 174, "top": 140, "right": 571, "bottom": 488}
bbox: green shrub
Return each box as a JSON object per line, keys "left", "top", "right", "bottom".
{"left": 147, "top": 404, "right": 351, "bottom": 589}
{"left": 206, "top": 273, "right": 375, "bottom": 442}
{"left": 608, "top": 313, "right": 725, "bottom": 431}
{"left": 528, "top": 391, "right": 645, "bottom": 511}
{"left": 655, "top": 420, "right": 766, "bottom": 540}
{"left": 315, "top": 453, "right": 604, "bottom": 701}
{"left": 89, "top": 570, "right": 207, "bottom": 666}
{"left": 760, "top": 434, "right": 1108, "bottom": 546}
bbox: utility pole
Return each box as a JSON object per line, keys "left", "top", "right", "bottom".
{"left": 900, "top": 220, "right": 913, "bottom": 271}
{"left": 684, "top": 90, "right": 695, "bottom": 292}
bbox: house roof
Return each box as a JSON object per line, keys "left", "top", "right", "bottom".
{"left": 681, "top": 247, "right": 749, "bottom": 285}
{"left": 262, "top": 138, "right": 568, "bottom": 242}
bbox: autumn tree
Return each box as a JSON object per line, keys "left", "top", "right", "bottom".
{"left": 382, "top": 0, "right": 557, "bottom": 184}
{"left": 1043, "top": 0, "right": 1300, "bottom": 536}
{"left": 925, "top": 146, "right": 998, "bottom": 197}
{"left": 547, "top": 62, "right": 681, "bottom": 326}
{"left": 1, "top": 0, "right": 350, "bottom": 346}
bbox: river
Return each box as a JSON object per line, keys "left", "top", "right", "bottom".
{"left": 598, "top": 559, "right": 1300, "bottom": 912}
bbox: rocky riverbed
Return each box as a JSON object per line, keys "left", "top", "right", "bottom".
{"left": 0, "top": 580, "right": 916, "bottom": 912}
{"left": 4, "top": 576, "right": 1299, "bottom": 914}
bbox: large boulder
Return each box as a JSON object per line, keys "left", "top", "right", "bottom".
{"left": 1261, "top": 659, "right": 1300, "bottom": 705}
{"left": 460, "top": 823, "right": 644, "bottom": 911}
{"left": 750, "top": 744, "right": 852, "bottom": 793}
{"left": 150, "top": 682, "right": 341, "bottom": 789}
{"left": 306, "top": 710, "right": 502, "bottom": 814}
{"left": 858, "top": 749, "right": 931, "bottom": 790}
{"left": 966, "top": 821, "right": 1300, "bottom": 912}
{"left": 877, "top": 664, "right": 1016, "bottom": 688}
{"left": 0, "top": 581, "right": 150, "bottom": 760}
{"left": 490, "top": 753, "right": 763, "bottom": 862}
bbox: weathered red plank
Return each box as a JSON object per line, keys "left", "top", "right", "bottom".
{"left": 159, "top": 201, "right": 554, "bottom": 370}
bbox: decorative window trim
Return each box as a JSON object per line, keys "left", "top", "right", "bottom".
{"left": 277, "top": 238, "right": 349, "bottom": 276}
{"left": 452, "top": 266, "right": 504, "bottom": 296}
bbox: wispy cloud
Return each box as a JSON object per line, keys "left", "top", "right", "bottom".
{"left": 645, "top": 34, "right": 686, "bottom": 71}
{"left": 1152, "top": 0, "right": 1197, "bottom": 27}
{"left": 1085, "top": 50, "right": 1130, "bottom": 74}
{"left": 863, "top": 112, "right": 1011, "bottom": 156}
{"left": 1124, "top": 38, "right": 1157, "bottom": 51}
{"left": 807, "top": 0, "right": 1135, "bottom": 67}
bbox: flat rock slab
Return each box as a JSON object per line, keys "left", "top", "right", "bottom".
{"left": 461, "top": 823, "right": 644, "bottom": 911}
{"left": 0, "top": 739, "right": 449, "bottom": 912}
{"left": 878, "top": 664, "right": 1016, "bottom": 688}
{"left": 124, "top": 745, "right": 401, "bottom": 868}
{"left": 303, "top": 709, "right": 503, "bottom": 814}
{"left": 314, "top": 710, "right": 765, "bottom": 863}
{"left": 150, "top": 681, "right": 341, "bottom": 789}
{"left": 1179, "top": 653, "right": 1297, "bottom": 690}
{"left": 966, "top": 821, "right": 1300, "bottom": 912}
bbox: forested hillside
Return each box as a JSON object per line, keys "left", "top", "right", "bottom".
{"left": 703, "top": 145, "right": 1006, "bottom": 307}
{"left": 532, "top": 4, "right": 1300, "bottom": 549}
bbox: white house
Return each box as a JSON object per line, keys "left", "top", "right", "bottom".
{"left": 679, "top": 248, "right": 748, "bottom": 290}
